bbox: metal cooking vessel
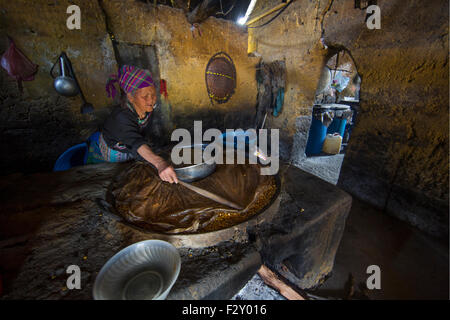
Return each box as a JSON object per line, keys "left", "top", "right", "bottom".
{"left": 172, "top": 144, "right": 216, "bottom": 183}
{"left": 174, "top": 161, "right": 216, "bottom": 183}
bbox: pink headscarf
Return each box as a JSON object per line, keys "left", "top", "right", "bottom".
{"left": 106, "top": 65, "right": 154, "bottom": 99}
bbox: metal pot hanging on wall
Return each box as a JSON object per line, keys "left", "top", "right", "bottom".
{"left": 205, "top": 52, "right": 236, "bottom": 104}
{"left": 50, "top": 52, "right": 94, "bottom": 114}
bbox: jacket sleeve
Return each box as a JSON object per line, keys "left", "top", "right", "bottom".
{"left": 116, "top": 112, "right": 148, "bottom": 157}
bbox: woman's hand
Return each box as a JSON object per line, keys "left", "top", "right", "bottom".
{"left": 158, "top": 165, "right": 178, "bottom": 184}
{"left": 137, "top": 144, "right": 178, "bottom": 183}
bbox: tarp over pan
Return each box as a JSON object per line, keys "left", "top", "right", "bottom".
{"left": 110, "top": 161, "right": 277, "bottom": 234}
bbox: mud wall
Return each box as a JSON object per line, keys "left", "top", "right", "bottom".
{"left": 0, "top": 0, "right": 258, "bottom": 174}
{"left": 249, "top": 0, "right": 448, "bottom": 238}
{"left": 0, "top": 0, "right": 117, "bottom": 174}
{"left": 324, "top": 0, "right": 449, "bottom": 239}
{"left": 101, "top": 0, "right": 259, "bottom": 132}
{"left": 248, "top": 0, "right": 328, "bottom": 158}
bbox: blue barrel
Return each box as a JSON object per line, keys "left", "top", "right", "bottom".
{"left": 327, "top": 118, "right": 347, "bottom": 137}
{"left": 305, "top": 106, "right": 329, "bottom": 156}
{"left": 327, "top": 105, "right": 350, "bottom": 137}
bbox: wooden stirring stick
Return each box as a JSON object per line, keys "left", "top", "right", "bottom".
{"left": 178, "top": 180, "right": 243, "bottom": 210}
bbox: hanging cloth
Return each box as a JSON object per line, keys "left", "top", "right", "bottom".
{"left": 0, "top": 36, "right": 38, "bottom": 93}
{"left": 272, "top": 88, "right": 284, "bottom": 117}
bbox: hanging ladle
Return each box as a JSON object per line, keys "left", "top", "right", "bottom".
{"left": 50, "top": 52, "right": 94, "bottom": 114}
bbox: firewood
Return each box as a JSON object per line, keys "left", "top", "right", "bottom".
{"left": 257, "top": 265, "right": 305, "bottom": 300}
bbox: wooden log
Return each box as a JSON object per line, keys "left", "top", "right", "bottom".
{"left": 257, "top": 265, "right": 305, "bottom": 300}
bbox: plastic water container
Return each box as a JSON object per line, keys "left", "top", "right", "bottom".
{"left": 322, "top": 133, "right": 342, "bottom": 155}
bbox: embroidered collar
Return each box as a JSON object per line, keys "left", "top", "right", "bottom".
{"left": 126, "top": 101, "right": 151, "bottom": 127}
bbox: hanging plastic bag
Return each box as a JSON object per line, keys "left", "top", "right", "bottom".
{"left": 331, "top": 71, "right": 349, "bottom": 93}
{"left": 0, "top": 36, "right": 38, "bottom": 93}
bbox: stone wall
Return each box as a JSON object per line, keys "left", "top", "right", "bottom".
{"left": 0, "top": 0, "right": 259, "bottom": 174}
{"left": 249, "top": 0, "right": 449, "bottom": 238}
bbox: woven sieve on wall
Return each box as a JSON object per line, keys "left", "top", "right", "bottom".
{"left": 205, "top": 52, "right": 236, "bottom": 104}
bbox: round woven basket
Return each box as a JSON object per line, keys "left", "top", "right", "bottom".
{"left": 205, "top": 52, "right": 236, "bottom": 104}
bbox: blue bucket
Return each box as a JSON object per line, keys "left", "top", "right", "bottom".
{"left": 53, "top": 132, "right": 103, "bottom": 171}
{"left": 220, "top": 131, "right": 257, "bottom": 149}
{"left": 53, "top": 143, "right": 88, "bottom": 172}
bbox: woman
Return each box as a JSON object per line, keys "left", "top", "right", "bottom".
{"left": 100, "top": 65, "right": 178, "bottom": 184}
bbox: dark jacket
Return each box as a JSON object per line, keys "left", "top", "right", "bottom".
{"left": 101, "top": 103, "right": 152, "bottom": 157}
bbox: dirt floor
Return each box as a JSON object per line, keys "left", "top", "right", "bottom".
{"left": 234, "top": 197, "right": 449, "bottom": 300}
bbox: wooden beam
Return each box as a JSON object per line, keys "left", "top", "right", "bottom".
{"left": 257, "top": 265, "right": 305, "bottom": 300}
{"left": 187, "top": 0, "right": 220, "bottom": 24}
{"left": 246, "top": 0, "right": 292, "bottom": 26}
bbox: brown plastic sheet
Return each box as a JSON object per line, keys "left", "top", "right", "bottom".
{"left": 111, "top": 161, "right": 277, "bottom": 234}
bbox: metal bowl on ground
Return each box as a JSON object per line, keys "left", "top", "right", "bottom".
{"left": 171, "top": 144, "right": 216, "bottom": 183}
{"left": 93, "top": 240, "right": 181, "bottom": 300}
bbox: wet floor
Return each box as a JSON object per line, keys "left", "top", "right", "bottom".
{"left": 234, "top": 198, "right": 449, "bottom": 300}
{"left": 310, "top": 198, "right": 449, "bottom": 300}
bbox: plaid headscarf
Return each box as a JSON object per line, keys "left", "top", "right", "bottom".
{"left": 106, "top": 65, "right": 154, "bottom": 99}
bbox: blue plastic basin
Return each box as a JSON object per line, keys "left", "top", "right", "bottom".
{"left": 53, "top": 143, "right": 88, "bottom": 171}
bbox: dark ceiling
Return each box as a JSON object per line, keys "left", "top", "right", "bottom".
{"left": 137, "top": 0, "right": 252, "bottom": 23}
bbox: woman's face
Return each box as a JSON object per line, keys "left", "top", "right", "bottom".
{"left": 129, "top": 86, "right": 157, "bottom": 114}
